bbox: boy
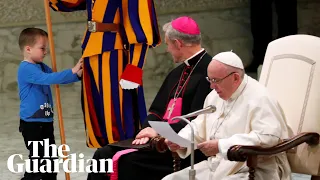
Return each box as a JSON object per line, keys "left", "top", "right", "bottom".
{"left": 17, "top": 27, "right": 82, "bottom": 180}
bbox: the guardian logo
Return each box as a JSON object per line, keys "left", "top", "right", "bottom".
{"left": 7, "top": 139, "right": 113, "bottom": 173}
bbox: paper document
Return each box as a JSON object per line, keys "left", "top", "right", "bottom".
{"left": 149, "top": 121, "right": 192, "bottom": 148}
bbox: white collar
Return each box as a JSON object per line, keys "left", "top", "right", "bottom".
{"left": 184, "top": 48, "right": 205, "bottom": 66}
{"left": 227, "top": 74, "right": 248, "bottom": 102}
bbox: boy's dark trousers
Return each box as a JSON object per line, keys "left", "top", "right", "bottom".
{"left": 248, "top": 0, "right": 298, "bottom": 72}
{"left": 19, "top": 120, "right": 57, "bottom": 180}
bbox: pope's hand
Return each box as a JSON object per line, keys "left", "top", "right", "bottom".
{"left": 165, "top": 139, "right": 184, "bottom": 152}
{"left": 132, "top": 127, "right": 158, "bottom": 145}
{"left": 197, "top": 140, "right": 219, "bottom": 157}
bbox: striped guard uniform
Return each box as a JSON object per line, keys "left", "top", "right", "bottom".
{"left": 49, "top": 0, "right": 161, "bottom": 148}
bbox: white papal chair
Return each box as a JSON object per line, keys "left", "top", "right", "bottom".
{"left": 227, "top": 34, "right": 320, "bottom": 180}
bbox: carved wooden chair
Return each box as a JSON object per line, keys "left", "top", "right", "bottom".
{"left": 149, "top": 135, "right": 181, "bottom": 172}
{"left": 227, "top": 34, "right": 320, "bottom": 179}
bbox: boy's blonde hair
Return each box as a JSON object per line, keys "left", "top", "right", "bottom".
{"left": 18, "top": 28, "right": 48, "bottom": 51}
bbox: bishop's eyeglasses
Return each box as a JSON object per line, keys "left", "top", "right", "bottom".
{"left": 206, "top": 72, "right": 236, "bottom": 84}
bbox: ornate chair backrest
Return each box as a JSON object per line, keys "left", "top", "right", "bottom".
{"left": 258, "top": 34, "right": 320, "bottom": 176}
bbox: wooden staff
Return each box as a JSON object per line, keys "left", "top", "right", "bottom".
{"left": 43, "top": 1, "right": 71, "bottom": 180}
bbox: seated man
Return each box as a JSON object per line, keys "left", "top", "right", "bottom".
{"left": 87, "top": 16, "right": 213, "bottom": 180}
{"left": 163, "top": 51, "right": 292, "bottom": 180}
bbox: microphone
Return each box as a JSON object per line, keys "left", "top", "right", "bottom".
{"left": 170, "top": 105, "right": 216, "bottom": 180}
{"left": 180, "top": 105, "right": 216, "bottom": 119}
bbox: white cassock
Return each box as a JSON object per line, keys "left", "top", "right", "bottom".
{"left": 162, "top": 75, "right": 292, "bottom": 180}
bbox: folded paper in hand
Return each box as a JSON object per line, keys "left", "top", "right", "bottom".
{"left": 149, "top": 121, "right": 191, "bottom": 148}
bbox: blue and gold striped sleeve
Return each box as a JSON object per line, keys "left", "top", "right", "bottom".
{"left": 120, "top": 0, "right": 161, "bottom": 85}
{"left": 49, "top": 0, "right": 86, "bottom": 12}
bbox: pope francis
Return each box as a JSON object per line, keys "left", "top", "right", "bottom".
{"left": 163, "top": 51, "right": 292, "bottom": 180}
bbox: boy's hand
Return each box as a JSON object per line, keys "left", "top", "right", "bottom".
{"left": 77, "top": 69, "right": 83, "bottom": 78}
{"left": 72, "top": 58, "right": 83, "bottom": 74}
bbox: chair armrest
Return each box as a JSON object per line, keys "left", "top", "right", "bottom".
{"left": 149, "top": 135, "right": 169, "bottom": 153}
{"left": 227, "top": 132, "right": 320, "bottom": 162}
{"left": 149, "top": 136, "right": 182, "bottom": 172}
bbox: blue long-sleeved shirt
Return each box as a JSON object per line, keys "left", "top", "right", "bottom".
{"left": 17, "top": 61, "right": 80, "bottom": 122}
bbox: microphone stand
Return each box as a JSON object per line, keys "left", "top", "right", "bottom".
{"left": 171, "top": 116, "right": 196, "bottom": 180}
{"left": 167, "top": 105, "right": 215, "bottom": 180}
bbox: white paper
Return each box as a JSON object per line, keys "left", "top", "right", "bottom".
{"left": 149, "top": 121, "right": 192, "bottom": 148}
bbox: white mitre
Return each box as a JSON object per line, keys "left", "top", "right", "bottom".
{"left": 212, "top": 51, "right": 244, "bottom": 69}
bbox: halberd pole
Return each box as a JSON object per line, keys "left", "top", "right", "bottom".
{"left": 43, "top": 1, "right": 70, "bottom": 179}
